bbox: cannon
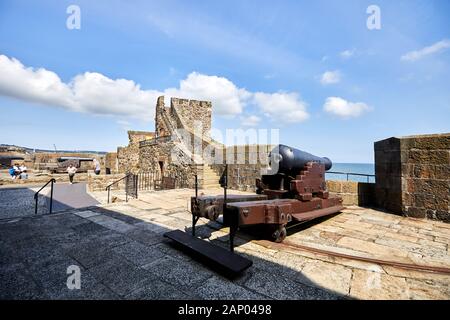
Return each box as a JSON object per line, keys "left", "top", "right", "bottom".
{"left": 191, "top": 144, "right": 343, "bottom": 244}
{"left": 164, "top": 144, "right": 343, "bottom": 275}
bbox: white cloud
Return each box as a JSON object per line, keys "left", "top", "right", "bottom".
{"left": 323, "top": 97, "right": 371, "bottom": 119}
{"left": 0, "top": 55, "right": 159, "bottom": 121}
{"left": 340, "top": 49, "right": 355, "bottom": 59}
{"left": 166, "top": 72, "right": 251, "bottom": 116}
{"left": 320, "top": 70, "right": 341, "bottom": 85}
{"left": 0, "top": 54, "right": 311, "bottom": 124}
{"left": 253, "top": 92, "right": 309, "bottom": 123}
{"left": 401, "top": 39, "right": 450, "bottom": 62}
{"left": 240, "top": 115, "right": 261, "bottom": 127}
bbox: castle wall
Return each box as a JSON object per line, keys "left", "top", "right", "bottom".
{"left": 171, "top": 98, "right": 212, "bottom": 138}
{"left": 139, "top": 140, "right": 197, "bottom": 188}
{"left": 327, "top": 181, "right": 376, "bottom": 206}
{"left": 155, "top": 96, "right": 171, "bottom": 137}
{"left": 209, "top": 144, "right": 274, "bottom": 191}
{"left": 117, "top": 131, "right": 154, "bottom": 173}
{"left": 105, "top": 152, "right": 118, "bottom": 174}
{"left": 375, "top": 133, "right": 450, "bottom": 222}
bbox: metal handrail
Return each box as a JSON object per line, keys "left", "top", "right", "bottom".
{"left": 105, "top": 173, "right": 131, "bottom": 204}
{"left": 34, "top": 178, "right": 56, "bottom": 214}
{"left": 326, "top": 171, "right": 375, "bottom": 183}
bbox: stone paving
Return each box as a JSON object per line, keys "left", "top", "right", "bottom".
{"left": 0, "top": 186, "right": 49, "bottom": 218}
{"left": 1, "top": 188, "right": 449, "bottom": 300}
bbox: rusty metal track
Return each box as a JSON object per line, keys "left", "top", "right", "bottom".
{"left": 254, "top": 239, "right": 450, "bottom": 275}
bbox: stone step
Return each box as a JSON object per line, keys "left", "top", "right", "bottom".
{"left": 201, "top": 185, "right": 221, "bottom": 189}
{"left": 202, "top": 175, "right": 220, "bottom": 180}
{"left": 202, "top": 172, "right": 219, "bottom": 177}
{"left": 202, "top": 172, "right": 219, "bottom": 178}
{"left": 201, "top": 179, "right": 220, "bottom": 183}
{"left": 201, "top": 181, "right": 221, "bottom": 186}
{"left": 202, "top": 175, "right": 219, "bottom": 180}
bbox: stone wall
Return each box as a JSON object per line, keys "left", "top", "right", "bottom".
{"left": 128, "top": 131, "right": 154, "bottom": 144}
{"left": 375, "top": 133, "right": 450, "bottom": 222}
{"left": 155, "top": 96, "right": 171, "bottom": 137}
{"left": 33, "top": 152, "right": 105, "bottom": 170}
{"left": 139, "top": 140, "right": 198, "bottom": 188}
{"left": 327, "top": 181, "right": 376, "bottom": 206}
{"left": 210, "top": 144, "right": 274, "bottom": 191}
{"left": 0, "top": 172, "right": 89, "bottom": 186}
{"left": 105, "top": 152, "right": 118, "bottom": 174}
{"left": 87, "top": 173, "right": 126, "bottom": 192}
{"left": 171, "top": 97, "right": 212, "bottom": 138}
{"left": 117, "top": 131, "right": 154, "bottom": 173}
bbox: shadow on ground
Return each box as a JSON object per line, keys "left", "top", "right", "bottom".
{"left": 0, "top": 203, "right": 351, "bottom": 300}
{"left": 0, "top": 182, "right": 100, "bottom": 220}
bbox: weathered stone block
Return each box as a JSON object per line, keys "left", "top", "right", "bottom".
{"left": 408, "top": 150, "right": 449, "bottom": 165}
{"left": 326, "top": 180, "right": 342, "bottom": 193}
{"left": 406, "top": 135, "right": 450, "bottom": 150}
{"left": 405, "top": 206, "right": 427, "bottom": 219}
{"left": 341, "top": 194, "right": 358, "bottom": 206}
{"left": 341, "top": 181, "right": 358, "bottom": 194}
{"left": 376, "top": 133, "right": 449, "bottom": 222}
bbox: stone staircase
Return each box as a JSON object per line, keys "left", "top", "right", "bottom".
{"left": 200, "top": 164, "right": 221, "bottom": 189}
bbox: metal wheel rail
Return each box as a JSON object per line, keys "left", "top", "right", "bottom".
{"left": 34, "top": 178, "right": 56, "bottom": 214}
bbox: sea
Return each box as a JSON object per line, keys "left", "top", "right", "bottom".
{"left": 325, "top": 163, "right": 375, "bottom": 183}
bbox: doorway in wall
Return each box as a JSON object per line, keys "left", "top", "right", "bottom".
{"left": 158, "top": 161, "right": 164, "bottom": 177}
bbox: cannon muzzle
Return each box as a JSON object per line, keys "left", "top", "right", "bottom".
{"left": 268, "top": 144, "right": 332, "bottom": 175}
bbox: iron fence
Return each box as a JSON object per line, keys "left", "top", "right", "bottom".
{"left": 326, "top": 171, "right": 375, "bottom": 183}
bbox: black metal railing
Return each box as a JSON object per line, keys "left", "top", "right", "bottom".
{"left": 137, "top": 170, "right": 160, "bottom": 191}
{"left": 326, "top": 171, "right": 375, "bottom": 183}
{"left": 106, "top": 173, "right": 133, "bottom": 204}
{"left": 137, "top": 170, "right": 189, "bottom": 191}
{"left": 106, "top": 170, "right": 190, "bottom": 203}
{"left": 34, "top": 178, "right": 56, "bottom": 214}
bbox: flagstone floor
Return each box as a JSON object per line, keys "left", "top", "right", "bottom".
{"left": 1, "top": 188, "right": 449, "bottom": 300}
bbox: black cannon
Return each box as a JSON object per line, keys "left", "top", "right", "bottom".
{"left": 268, "top": 144, "right": 332, "bottom": 174}
{"left": 258, "top": 144, "right": 333, "bottom": 196}
{"left": 164, "top": 144, "right": 343, "bottom": 276}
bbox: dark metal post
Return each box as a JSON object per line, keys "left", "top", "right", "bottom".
{"left": 49, "top": 179, "right": 54, "bottom": 214}
{"left": 126, "top": 176, "right": 128, "bottom": 202}
{"left": 107, "top": 187, "right": 110, "bottom": 204}
{"left": 135, "top": 174, "right": 138, "bottom": 199}
{"left": 34, "top": 194, "right": 38, "bottom": 214}
{"left": 220, "top": 164, "right": 235, "bottom": 252}
{"left": 192, "top": 174, "right": 198, "bottom": 236}
{"left": 194, "top": 174, "right": 198, "bottom": 199}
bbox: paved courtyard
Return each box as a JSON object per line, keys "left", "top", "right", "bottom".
{"left": 1, "top": 188, "right": 450, "bottom": 299}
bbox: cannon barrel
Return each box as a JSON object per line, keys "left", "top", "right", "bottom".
{"left": 268, "top": 144, "right": 332, "bottom": 174}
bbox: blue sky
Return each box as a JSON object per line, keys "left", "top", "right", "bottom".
{"left": 0, "top": 0, "right": 449, "bottom": 163}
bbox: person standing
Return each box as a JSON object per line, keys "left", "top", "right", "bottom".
{"left": 13, "top": 164, "right": 20, "bottom": 179}
{"left": 93, "top": 159, "right": 101, "bottom": 175}
{"left": 9, "top": 165, "right": 16, "bottom": 180}
{"left": 19, "top": 164, "right": 28, "bottom": 180}
{"left": 67, "top": 164, "right": 77, "bottom": 184}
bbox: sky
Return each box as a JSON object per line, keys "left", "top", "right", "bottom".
{"left": 0, "top": 0, "right": 449, "bottom": 163}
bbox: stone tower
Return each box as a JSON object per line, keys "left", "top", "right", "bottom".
{"left": 155, "top": 96, "right": 171, "bottom": 138}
